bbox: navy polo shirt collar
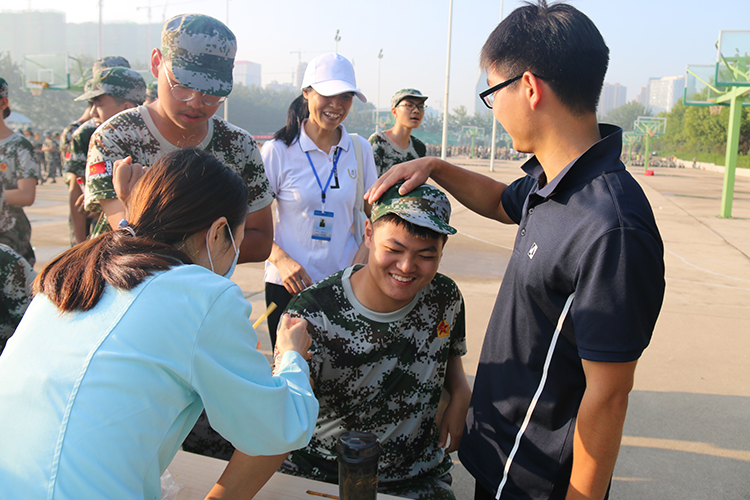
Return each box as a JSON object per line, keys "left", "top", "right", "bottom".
{"left": 521, "top": 124, "right": 625, "bottom": 199}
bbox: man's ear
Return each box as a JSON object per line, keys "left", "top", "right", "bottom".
{"left": 150, "top": 48, "right": 162, "bottom": 79}
{"left": 524, "top": 72, "right": 544, "bottom": 110}
{"left": 364, "top": 218, "right": 374, "bottom": 250}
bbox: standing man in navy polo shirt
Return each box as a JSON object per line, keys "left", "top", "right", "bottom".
{"left": 366, "top": 2, "right": 665, "bottom": 499}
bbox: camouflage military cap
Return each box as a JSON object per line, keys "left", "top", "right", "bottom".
{"left": 161, "top": 13, "right": 236, "bottom": 97}
{"left": 92, "top": 56, "right": 131, "bottom": 75}
{"left": 0, "top": 78, "right": 7, "bottom": 99}
{"left": 74, "top": 67, "right": 146, "bottom": 104}
{"left": 391, "top": 88, "right": 428, "bottom": 108}
{"left": 372, "top": 182, "right": 457, "bottom": 235}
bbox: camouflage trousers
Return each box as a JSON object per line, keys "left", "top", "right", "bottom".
{"left": 281, "top": 458, "right": 456, "bottom": 500}
{"left": 181, "top": 410, "right": 235, "bottom": 461}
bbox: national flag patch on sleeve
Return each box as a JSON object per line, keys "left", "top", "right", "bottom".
{"left": 88, "top": 160, "right": 111, "bottom": 178}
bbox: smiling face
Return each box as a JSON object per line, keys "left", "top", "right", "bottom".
{"left": 358, "top": 218, "right": 444, "bottom": 312}
{"left": 303, "top": 88, "right": 354, "bottom": 132}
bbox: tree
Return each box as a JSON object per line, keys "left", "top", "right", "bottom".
{"left": 226, "top": 84, "right": 297, "bottom": 136}
{"left": 448, "top": 105, "right": 470, "bottom": 131}
{"left": 602, "top": 100, "right": 648, "bottom": 131}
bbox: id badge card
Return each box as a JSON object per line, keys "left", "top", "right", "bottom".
{"left": 312, "top": 210, "right": 334, "bottom": 241}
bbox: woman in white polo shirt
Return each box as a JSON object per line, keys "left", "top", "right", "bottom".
{"left": 261, "top": 53, "right": 377, "bottom": 345}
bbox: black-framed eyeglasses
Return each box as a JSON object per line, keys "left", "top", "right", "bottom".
{"left": 397, "top": 101, "right": 426, "bottom": 112}
{"left": 479, "top": 74, "right": 523, "bottom": 109}
{"left": 163, "top": 66, "right": 226, "bottom": 106}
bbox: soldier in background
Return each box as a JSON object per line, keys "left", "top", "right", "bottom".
{"left": 368, "top": 89, "right": 428, "bottom": 177}
{"left": 60, "top": 103, "right": 92, "bottom": 245}
{"left": 41, "top": 130, "right": 61, "bottom": 183}
{"left": 66, "top": 56, "right": 138, "bottom": 245}
{"left": 32, "top": 131, "right": 46, "bottom": 184}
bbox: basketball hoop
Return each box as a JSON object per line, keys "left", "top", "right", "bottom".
{"left": 709, "top": 105, "right": 723, "bottom": 115}
{"left": 648, "top": 130, "right": 655, "bottom": 138}
{"left": 26, "top": 81, "right": 49, "bottom": 97}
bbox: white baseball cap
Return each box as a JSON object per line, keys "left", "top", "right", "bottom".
{"left": 301, "top": 53, "right": 367, "bottom": 103}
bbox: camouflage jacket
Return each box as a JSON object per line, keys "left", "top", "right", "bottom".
{"left": 368, "top": 131, "right": 426, "bottom": 178}
{"left": 282, "top": 265, "right": 466, "bottom": 484}
{"left": 0, "top": 133, "right": 40, "bottom": 265}
{"left": 60, "top": 119, "right": 83, "bottom": 170}
{"left": 0, "top": 243, "right": 33, "bottom": 352}
{"left": 84, "top": 105, "right": 273, "bottom": 237}
{"left": 65, "top": 119, "right": 98, "bottom": 177}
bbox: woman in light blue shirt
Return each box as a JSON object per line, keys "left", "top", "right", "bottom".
{"left": 0, "top": 149, "right": 318, "bottom": 500}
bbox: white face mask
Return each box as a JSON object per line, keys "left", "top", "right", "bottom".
{"left": 205, "top": 224, "right": 240, "bottom": 279}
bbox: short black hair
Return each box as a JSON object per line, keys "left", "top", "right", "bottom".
{"left": 373, "top": 213, "right": 448, "bottom": 245}
{"left": 480, "top": 0, "right": 609, "bottom": 115}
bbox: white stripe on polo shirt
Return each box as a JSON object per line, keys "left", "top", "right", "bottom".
{"left": 495, "top": 292, "right": 576, "bottom": 500}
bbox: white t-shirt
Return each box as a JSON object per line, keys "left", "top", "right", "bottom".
{"left": 261, "top": 123, "right": 377, "bottom": 286}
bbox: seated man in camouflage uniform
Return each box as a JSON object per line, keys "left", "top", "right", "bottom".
{"left": 83, "top": 13, "right": 273, "bottom": 263}
{"left": 368, "top": 89, "right": 428, "bottom": 177}
{"left": 277, "top": 183, "right": 471, "bottom": 499}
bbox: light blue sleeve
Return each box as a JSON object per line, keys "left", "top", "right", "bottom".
{"left": 190, "top": 284, "right": 318, "bottom": 455}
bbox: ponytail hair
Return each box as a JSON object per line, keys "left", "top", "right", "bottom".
{"left": 34, "top": 148, "right": 249, "bottom": 312}
{"left": 273, "top": 89, "right": 310, "bottom": 147}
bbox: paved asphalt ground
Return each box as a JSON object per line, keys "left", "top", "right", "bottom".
{"left": 27, "top": 158, "right": 750, "bottom": 499}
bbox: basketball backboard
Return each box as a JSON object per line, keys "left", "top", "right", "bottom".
{"left": 622, "top": 131, "right": 640, "bottom": 146}
{"left": 633, "top": 116, "right": 667, "bottom": 137}
{"left": 685, "top": 63, "right": 750, "bottom": 107}
{"left": 23, "top": 53, "right": 70, "bottom": 91}
{"left": 716, "top": 30, "right": 750, "bottom": 87}
{"left": 685, "top": 64, "right": 727, "bottom": 106}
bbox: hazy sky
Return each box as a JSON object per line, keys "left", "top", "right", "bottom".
{"left": 15, "top": 0, "right": 750, "bottom": 112}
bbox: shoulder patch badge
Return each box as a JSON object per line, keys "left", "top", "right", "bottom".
{"left": 437, "top": 320, "right": 450, "bottom": 338}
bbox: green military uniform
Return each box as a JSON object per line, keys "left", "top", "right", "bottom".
{"left": 0, "top": 133, "right": 40, "bottom": 265}
{"left": 281, "top": 265, "right": 466, "bottom": 499}
{"left": 0, "top": 243, "right": 33, "bottom": 353}
{"left": 66, "top": 119, "right": 98, "bottom": 179}
{"left": 60, "top": 119, "right": 84, "bottom": 177}
{"left": 368, "top": 131, "right": 427, "bottom": 177}
{"left": 42, "top": 135, "right": 61, "bottom": 181}
{"left": 84, "top": 106, "right": 272, "bottom": 237}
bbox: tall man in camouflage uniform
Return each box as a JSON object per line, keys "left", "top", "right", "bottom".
{"left": 84, "top": 13, "right": 273, "bottom": 262}
{"left": 368, "top": 89, "right": 428, "bottom": 177}
{"left": 273, "top": 183, "right": 470, "bottom": 500}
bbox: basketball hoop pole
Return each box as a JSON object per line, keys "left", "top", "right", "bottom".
{"left": 720, "top": 90, "right": 745, "bottom": 218}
